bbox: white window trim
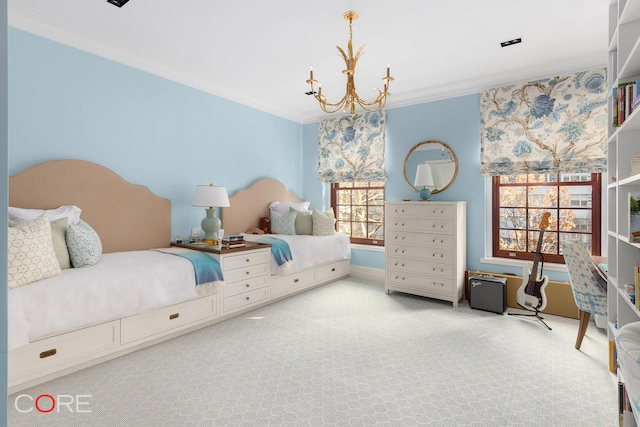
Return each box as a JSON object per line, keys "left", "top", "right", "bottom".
{"left": 350, "top": 243, "right": 385, "bottom": 253}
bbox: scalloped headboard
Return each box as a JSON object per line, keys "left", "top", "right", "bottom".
{"left": 221, "top": 178, "right": 301, "bottom": 235}
{"left": 9, "top": 159, "right": 171, "bottom": 253}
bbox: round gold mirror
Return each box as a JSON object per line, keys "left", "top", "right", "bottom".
{"left": 403, "top": 140, "right": 458, "bottom": 195}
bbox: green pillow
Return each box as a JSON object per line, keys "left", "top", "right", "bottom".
{"left": 290, "top": 207, "right": 313, "bottom": 235}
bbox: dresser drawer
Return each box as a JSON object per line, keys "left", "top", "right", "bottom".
{"left": 387, "top": 232, "right": 454, "bottom": 248}
{"left": 272, "top": 269, "right": 316, "bottom": 297}
{"left": 316, "top": 260, "right": 349, "bottom": 282}
{"left": 388, "top": 244, "right": 453, "bottom": 262}
{"left": 388, "top": 258, "right": 454, "bottom": 278}
{"left": 224, "top": 287, "right": 269, "bottom": 312}
{"left": 224, "top": 275, "right": 269, "bottom": 298}
{"left": 224, "top": 250, "right": 270, "bottom": 270}
{"left": 121, "top": 295, "right": 218, "bottom": 345}
{"left": 388, "top": 272, "right": 454, "bottom": 294}
{"left": 224, "top": 262, "right": 269, "bottom": 283}
{"left": 387, "top": 218, "right": 453, "bottom": 234}
{"left": 9, "top": 320, "right": 120, "bottom": 381}
{"left": 387, "top": 204, "right": 454, "bottom": 219}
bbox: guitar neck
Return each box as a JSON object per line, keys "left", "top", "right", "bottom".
{"left": 530, "top": 230, "right": 545, "bottom": 280}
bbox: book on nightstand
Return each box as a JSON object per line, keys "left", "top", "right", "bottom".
{"left": 223, "top": 234, "right": 244, "bottom": 242}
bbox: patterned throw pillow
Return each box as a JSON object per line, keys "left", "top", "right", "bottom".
{"left": 67, "top": 220, "right": 102, "bottom": 268}
{"left": 270, "top": 210, "right": 297, "bottom": 235}
{"left": 8, "top": 213, "right": 62, "bottom": 289}
{"left": 291, "top": 207, "right": 313, "bottom": 235}
{"left": 312, "top": 209, "right": 337, "bottom": 236}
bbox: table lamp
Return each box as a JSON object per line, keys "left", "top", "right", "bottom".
{"left": 192, "top": 184, "right": 230, "bottom": 245}
{"left": 414, "top": 163, "right": 435, "bottom": 201}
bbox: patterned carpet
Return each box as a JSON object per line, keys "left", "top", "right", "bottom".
{"left": 7, "top": 278, "right": 617, "bottom": 426}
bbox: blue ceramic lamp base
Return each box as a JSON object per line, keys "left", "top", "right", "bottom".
{"left": 419, "top": 187, "right": 432, "bottom": 201}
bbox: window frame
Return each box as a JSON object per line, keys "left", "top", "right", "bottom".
{"left": 331, "top": 182, "right": 385, "bottom": 246}
{"left": 491, "top": 173, "right": 601, "bottom": 264}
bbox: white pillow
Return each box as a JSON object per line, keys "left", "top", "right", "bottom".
{"left": 8, "top": 213, "right": 62, "bottom": 288}
{"left": 9, "top": 205, "right": 82, "bottom": 227}
{"left": 312, "top": 209, "right": 337, "bottom": 236}
{"left": 269, "top": 201, "right": 311, "bottom": 216}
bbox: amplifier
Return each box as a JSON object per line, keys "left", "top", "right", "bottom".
{"left": 469, "top": 275, "right": 507, "bottom": 314}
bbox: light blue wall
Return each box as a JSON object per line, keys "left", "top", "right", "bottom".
{"left": 1, "top": 0, "right": 8, "bottom": 422}
{"left": 8, "top": 28, "right": 303, "bottom": 239}
{"left": 302, "top": 95, "right": 570, "bottom": 283}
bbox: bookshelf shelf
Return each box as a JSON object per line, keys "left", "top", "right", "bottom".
{"left": 609, "top": 3, "right": 640, "bottom": 426}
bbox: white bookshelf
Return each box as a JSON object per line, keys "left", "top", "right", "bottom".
{"left": 608, "top": 1, "right": 640, "bottom": 425}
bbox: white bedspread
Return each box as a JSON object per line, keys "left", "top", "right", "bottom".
{"left": 241, "top": 233, "right": 351, "bottom": 275}
{"left": 8, "top": 250, "right": 217, "bottom": 350}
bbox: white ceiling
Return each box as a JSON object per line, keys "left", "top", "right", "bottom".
{"left": 8, "top": 0, "right": 610, "bottom": 124}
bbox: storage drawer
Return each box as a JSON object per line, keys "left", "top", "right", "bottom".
{"left": 316, "top": 260, "right": 350, "bottom": 282}
{"left": 121, "top": 295, "right": 218, "bottom": 345}
{"left": 388, "top": 256, "right": 453, "bottom": 278}
{"left": 9, "top": 320, "right": 120, "bottom": 381}
{"left": 272, "top": 269, "right": 316, "bottom": 297}
{"left": 387, "top": 244, "right": 453, "bottom": 262}
{"left": 224, "top": 275, "right": 269, "bottom": 298}
{"left": 387, "top": 232, "right": 453, "bottom": 248}
{"left": 224, "top": 263, "right": 269, "bottom": 283}
{"left": 387, "top": 272, "right": 454, "bottom": 295}
{"left": 223, "top": 287, "right": 269, "bottom": 313}
{"left": 224, "top": 250, "right": 270, "bottom": 270}
{"left": 387, "top": 204, "right": 454, "bottom": 219}
{"left": 387, "top": 217, "right": 453, "bottom": 234}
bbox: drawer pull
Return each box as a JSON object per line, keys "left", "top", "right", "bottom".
{"left": 246, "top": 271, "right": 250, "bottom": 275}
{"left": 169, "top": 313, "right": 180, "bottom": 320}
{"left": 246, "top": 259, "right": 250, "bottom": 262}
{"left": 246, "top": 283, "right": 250, "bottom": 287}
{"left": 246, "top": 296, "right": 250, "bottom": 300}
{"left": 432, "top": 224, "right": 435, "bottom": 228}
{"left": 294, "top": 278, "right": 299, "bottom": 283}
{"left": 331, "top": 268, "right": 336, "bottom": 272}
{"left": 440, "top": 225, "right": 444, "bottom": 229}
{"left": 40, "top": 349, "right": 57, "bottom": 359}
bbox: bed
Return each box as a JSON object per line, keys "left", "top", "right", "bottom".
{"left": 221, "top": 178, "right": 351, "bottom": 297}
{"left": 7, "top": 161, "right": 350, "bottom": 393}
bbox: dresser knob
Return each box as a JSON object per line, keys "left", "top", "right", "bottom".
{"left": 246, "top": 271, "right": 250, "bottom": 275}
{"left": 246, "top": 283, "right": 250, "bottom": 287}
{"left": 402, "top": 223, "right": 405, "bottom": 226}
{"left": 246, "top": 259, "right": 250, "bottom": 262}
{"left": 402, "top": 236, "right": 405, "bottom": 240}
{"left": 395, "top": 249, "right": 398, "bottom": 253}
{"left": 246, "top": 296, "right": 250, "bottom": 300}
{"left": 432, "top": 224, "right": 435, "bottom": 228}
{"left": 402, "top": 250, "right": 405, "bottom": 254}
{"left": 440, "top": 240, "right": 444, "bottom": 243}
{"left": 440, "top": 254, "right": 443, "bottom": 258}
{"left": 440, "top": 225, "right": 444, "bottom": 229}
{"left": 395, "top": 236, "right": 398, "bottom": 240}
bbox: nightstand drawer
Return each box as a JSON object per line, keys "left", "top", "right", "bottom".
{"left": 224, "top": 275, "right": 269, "bottom": 298}
{"left": 224, "top": 262, "right": 269, "bottom": 283}
{"left": 224, "top": 287, "right": 269, "bottom": 312}
{"left": 224, "top": 250, "right": 270, "bottom": 270}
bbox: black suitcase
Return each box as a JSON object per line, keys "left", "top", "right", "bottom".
{"left": 469, "top": 275, "right": 507, "bottom": 314}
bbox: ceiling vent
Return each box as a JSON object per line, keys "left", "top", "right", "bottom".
{"left": 107, "top": 0, "right": 130, "bottom": 7}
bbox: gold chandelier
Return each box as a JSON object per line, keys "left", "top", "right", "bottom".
{"left": 306, "top": 11, "right": 393, "bottom": 115}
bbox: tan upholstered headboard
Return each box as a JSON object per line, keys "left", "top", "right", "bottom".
{"left": 9, "top": 159, "right": 171, "bottom": 253}
{"left": 221, "top": 178, "right": 302, "bottom": 235}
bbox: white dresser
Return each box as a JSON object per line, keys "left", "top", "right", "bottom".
{"left": 385, "top": 201, "right": 466, "bottom": 307}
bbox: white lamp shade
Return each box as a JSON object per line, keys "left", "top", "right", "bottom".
{"left": 192, "top": 184, "right": 230, "bottom": 208}
{"left": 414, "top": 163, "right": 435, "bottom": 188}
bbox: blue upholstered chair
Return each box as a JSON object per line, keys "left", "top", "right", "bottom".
{"left": 562, "top": 241, "right": 607, "bottom": 349}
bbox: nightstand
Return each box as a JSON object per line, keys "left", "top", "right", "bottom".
{"left": 172, "top": 242, "right": 272, "bottom": 314}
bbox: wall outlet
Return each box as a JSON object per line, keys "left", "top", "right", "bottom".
{"left": 191, "top": 228, "right": 201, "bottom": 238}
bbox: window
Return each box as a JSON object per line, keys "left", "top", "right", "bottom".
{"left": 492, "top": 173, "right": 601, "bottom": 263}
{"left": 332, "top": 182, "right": 385, "bottom": 246}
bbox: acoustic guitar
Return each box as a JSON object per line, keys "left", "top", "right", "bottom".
{"left": 516, "top": 212, "right": 551, "bottom": 312}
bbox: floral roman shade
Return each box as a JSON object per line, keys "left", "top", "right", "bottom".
{"left": 480, "top": 68, "right": 608, "bottom": 176}
{"left": 317, "top": 111, "right": 387, "bottom": 183}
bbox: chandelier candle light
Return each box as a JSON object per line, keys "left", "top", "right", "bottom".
{"left": 192, "top": 184, "right": 230, "bottom": 245}
{"left": 306, "top": 11, "right": 393, "bottom": 114}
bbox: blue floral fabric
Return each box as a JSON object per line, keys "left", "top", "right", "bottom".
{"left": 480, "top": 68, "right": 607, "bottom": 176}
{"left": 317, "top": 111, "right": 387, "bottom": 183}
{"left": 562, "top": 241, "right": 607, "bottom": 317}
